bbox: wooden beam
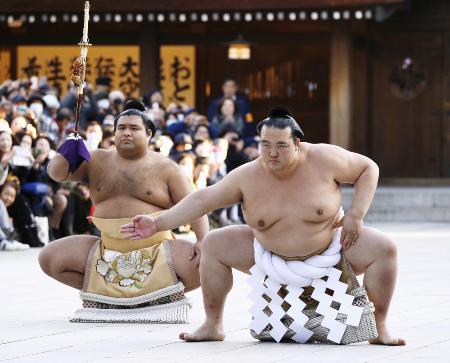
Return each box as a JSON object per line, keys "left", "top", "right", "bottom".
{"left": 442, "top": 33, "right": 450, "bottom": 177}
{"left": 0, "top": 0, "right": 405, "bottom": 13}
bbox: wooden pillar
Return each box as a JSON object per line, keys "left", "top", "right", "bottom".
{"left": 443, "top": 33, "right": 450, "bottom": 177}
{"left": 350, "top": 24, "right": 370, "bottom": 156}
{"left": 329, "top": 24, "right": 352, "bottom": 149}
{"left": 139, "top": 23, "right": 159, "bottom": 97}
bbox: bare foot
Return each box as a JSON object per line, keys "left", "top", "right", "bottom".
{"left": 179, "top": 322, "right": 225, "bottom": 342}
{"left": 369, "top": 325, "right": 406, "bottom": 346}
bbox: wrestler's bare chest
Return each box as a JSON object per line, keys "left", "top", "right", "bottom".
{"left": 244, "top": 178, "right": 338, "bottom": 225}
{"left": 88, "top": 154, "right": 171, "bottom": 207}
{"left": 240, "top": 163, "right": 341, "bottom": 256}
{"left": 242, "top": 161, "right": 341, "bottom": 231}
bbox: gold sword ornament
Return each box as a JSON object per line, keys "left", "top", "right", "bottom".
{"left": 71, "top": 1, "right": 92, "bottom": 134}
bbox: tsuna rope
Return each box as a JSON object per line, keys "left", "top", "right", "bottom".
{"left": 253, "top": 227, "right": 342, "bottom": 287}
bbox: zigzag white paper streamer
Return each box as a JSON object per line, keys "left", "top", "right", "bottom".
{"left": 249, "top": 227, "right": 364, "bottom": 344}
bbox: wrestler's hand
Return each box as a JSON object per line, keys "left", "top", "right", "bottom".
{"left": 189, "top": 240, "right": 202, "bottom": 268}
{"left": 120, "top": 215, "right": 157, "bottom": 240}
{"left": 334, "top": 214, "right": 363, "bottom": 250}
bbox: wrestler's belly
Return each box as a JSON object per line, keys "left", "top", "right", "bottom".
{"left": 93, "top": 195, "right": 164, "bottom": 219}
{"left": 253, "top": 221, "right": 337, "bottom": 258}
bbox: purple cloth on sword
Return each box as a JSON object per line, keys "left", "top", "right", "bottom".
{"left": 57, "top": 133, "right": 91, "bottom": 173}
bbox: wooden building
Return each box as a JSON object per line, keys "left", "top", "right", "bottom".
{"left": 0, "top": 0, "right": 449, "bottom": 179}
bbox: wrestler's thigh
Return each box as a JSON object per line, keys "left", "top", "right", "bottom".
{"left": 39, "top": 235, "right": 99, "bottom": 274}
{"left": 167, "top": 239, "right": 199, "bottom": 291}
{"left": 203, "top": 225, "right": 255, "bottom": 274}
{"left": 343, "top": 226, "right": 394, "bottom": 275}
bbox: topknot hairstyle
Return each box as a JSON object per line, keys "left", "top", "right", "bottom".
{"left": 114, "top": 100, "right": 156, "bottom": 137}
{"left": 124, "top": 99, "right": 146, "bottom": 112}
{"left": 256, "top": 106, "right": 305, "bottom": 141}
{"left": 266, "top": 106, "right": 294, "bottom": 119}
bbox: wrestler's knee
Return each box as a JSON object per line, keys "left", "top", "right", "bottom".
{"left": 367, "top": 230, "right": 398, "bottom": 261}
{"left": 168, "top": 239, "right": 200, "bottom": 291}
{"left": 201, "top": 230, "right": 222, "bottom": 256}
{"left": 38, "top": 244, "right": 56, "bottom": 276}
{"left": 381, "top": 235, "right": 397, "bottom": 259}
{"left": 38, "top": 240, "right": 69, "bottom": 276}
{"left": 184, "top": 266, "right": 200, "bottom": 291}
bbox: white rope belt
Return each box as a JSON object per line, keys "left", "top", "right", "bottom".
{"left": 253, "top": 227, "right": 342, "bottom": 287}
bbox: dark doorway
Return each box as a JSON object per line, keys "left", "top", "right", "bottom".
{"left": 371, "top": 33, "right": 443, "bottom": 177}
{"left": 203, "top": 42, "right": 330, "bottom": 143}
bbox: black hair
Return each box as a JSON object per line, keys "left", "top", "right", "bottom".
{"left": 194, "top": 123, "right": 210, "bottom": 134}
{"left": 218, "top": 123, "right": 240, "bottom": 138}
{"left": 142, "top": 89, "right": 163, "bottom": 107}
{"left": 35, "top": 134, "right": 57, "bottom": 150}
{"left": 114, "top": 100, "right": 156, "bottom": 137}
{"left": 193, "top": 124, "right": 211, "bottom": 141}
{"left": 15, "top": 131, "right": 28, "bottom": 143}
{"left": 87, "top": 120, "right": 101, "bottom": 128}
{"left": 101, "top": 129, "right": 115, "bottom": 141}
{"left": 256, "top": 106, "right": 305, "bottom": 141}
{"left": 217, "top": 97, "right": 237, "bottom": 117}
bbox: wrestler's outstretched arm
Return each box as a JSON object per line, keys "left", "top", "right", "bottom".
{"left": 120, "top": 167, "right": 244, "bottom": 240}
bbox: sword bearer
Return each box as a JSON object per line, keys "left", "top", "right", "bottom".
{"left": 57, "top": 1, "right": 92, "bottom": 177}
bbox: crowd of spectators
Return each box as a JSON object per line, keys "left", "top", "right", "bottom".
{"left": 0, "top": 75, "right": 260, "bottom": 251}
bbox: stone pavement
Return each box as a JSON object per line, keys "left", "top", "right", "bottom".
{"left": 1, "top": 223, "right": 449, "bottom": 362}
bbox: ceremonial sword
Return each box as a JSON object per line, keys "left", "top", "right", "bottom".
{"left": 71, "top": 1, "right": 92, "bottom": 135}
